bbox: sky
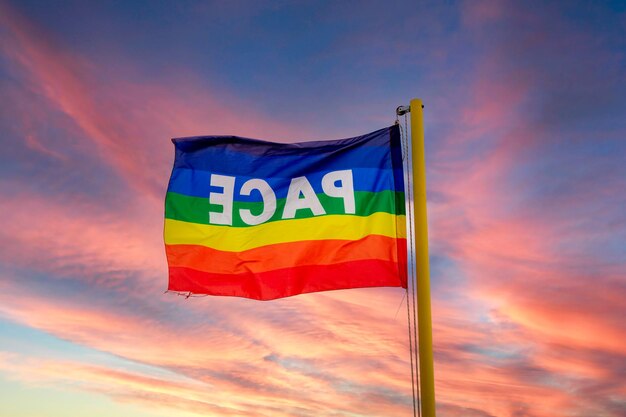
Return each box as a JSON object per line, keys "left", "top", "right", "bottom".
{"left": 0, "top": 0, "right": 625, "bottom": 416}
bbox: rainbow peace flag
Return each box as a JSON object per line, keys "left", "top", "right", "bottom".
{"left": 164, "top": 125, "right": 407, "bottom": 300}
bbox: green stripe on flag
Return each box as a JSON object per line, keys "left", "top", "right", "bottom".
{"left": 165, "top": 190, "right": 405, "bottom": 227}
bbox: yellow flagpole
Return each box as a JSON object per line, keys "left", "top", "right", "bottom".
{"left": 410, "top": 98, "right": 436, "bottom": 417}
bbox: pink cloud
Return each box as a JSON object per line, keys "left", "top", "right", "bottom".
{"left": 23, "top": 133, "right": 68, "bottom": 161}
{"left": 0, "top": 277, "right": 419, "bottom": 415}
{"left": 415, "top": 8, "right": 626, "bottom": 410}
{"left": 0, "top": 354, "right": 293, "bottom": 417}
{"left": 0, "top": 2, "right": 305, "bottom": 200}
{"left": 0, "top": 186, "right": 164, "bottom": 288}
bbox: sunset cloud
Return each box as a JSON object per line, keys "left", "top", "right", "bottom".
{"left": 0, "top": 1, "right": 304, "bottom": 201}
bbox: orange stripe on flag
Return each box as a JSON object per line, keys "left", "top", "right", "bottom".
{"left": 166, "top": 235, "right": 406, "bottom": 275}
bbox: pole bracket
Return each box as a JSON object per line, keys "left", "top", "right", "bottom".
{"left": 396, "top": 105, "right": 411, "bottom": 116}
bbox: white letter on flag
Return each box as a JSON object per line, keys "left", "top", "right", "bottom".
{"left": 321, "top": 170, "right": 355, "bottom": 214}
{"left": 239, "top": 178, "right": 277, "bottom": 225}
{"left": 209, "top": 174, "right": 235, "bottom": 225}
{"left": 283, "top": 176, "right": 325, "bottom": 218}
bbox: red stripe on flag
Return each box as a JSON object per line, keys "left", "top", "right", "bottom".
{"left": 168, "top": 259, "right": 407, "bottom": 301}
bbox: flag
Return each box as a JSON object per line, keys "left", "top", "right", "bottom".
{"left": 164, "top": 125, "right": 407, "bottom": 300}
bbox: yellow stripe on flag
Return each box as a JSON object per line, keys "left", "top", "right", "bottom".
{"left": 164, "top": 213, "right": 406, "bottom": 252}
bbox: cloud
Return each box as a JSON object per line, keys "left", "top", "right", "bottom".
{"left": 0, "top": 185, "right": 163, "bottom": 289}
{"left": 0, "top": 2, "right": 304, "bottom": 200}
{"left": 0, "top": 277, "right": 421, "bottom": 416}
{"left": 423, "top": 4, "right": 626, "bottom": 415}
